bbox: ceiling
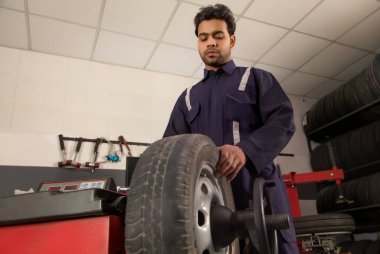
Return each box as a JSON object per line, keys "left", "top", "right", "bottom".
{"left": 1, "top": 0, "right": 380, "bottom": 99}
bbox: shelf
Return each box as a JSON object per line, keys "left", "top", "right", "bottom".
{"left": 334, "top": 204, "right": 380, "bottom": 214}
{"left": 344, "top": 159, "right": 380, "bottom": 179}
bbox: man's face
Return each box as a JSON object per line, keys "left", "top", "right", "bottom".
{"left": 197, "top": 19, "right": 235, "bottom": 70}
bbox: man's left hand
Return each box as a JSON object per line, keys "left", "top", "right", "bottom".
{"left": 215, "top": 145, "right": 246, "bottom": 182}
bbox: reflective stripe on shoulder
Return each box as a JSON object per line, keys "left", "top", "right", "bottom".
{"left": 232, "top": 121, "right": 240, "bottom": 145}
{"left": 238, "top": 68, "right": 250, "bottom": 91}
{"left": 185, "top": 87, "right": 192, "bottom": 111}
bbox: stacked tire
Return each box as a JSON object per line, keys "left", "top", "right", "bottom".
{"left": 317, "top": 172, "right": 380, "bottom": 223}
{"left": 338, "top": 240, "right": 380, "bottom": 254}
{"left": 310, "top": 120, "right": 380, "bottom": 178}
{"left": 293, "top": 213, "right": 355, "bottom": 235}
{"left": 304, "top": 55, "right": 380, "bottom": 141}
{"left": 306, "top": 56, "right": 380, "bottom": 244}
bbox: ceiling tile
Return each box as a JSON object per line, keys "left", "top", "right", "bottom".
{"left": 0, "top": 8, "right": 28, "bottom": 49}
{"left": 306, "top": 79, "right": 345, "bottom": 98}
{"left": 260, "top": 31, "right": 330, "bottom": 69}
{"left": 147, "top": 43, "right": 201, "bottom": 76}
{"left": 162, "top": 3, "right": 199, "bottom": 49}
{"left": 28, "top": 0, "right": 102, "bottom": 27}
{"left": 295, "top": 0, "right": 380, "bottom": 40}
{"left": 300, "top": 43, "right": 367, "bottom": 77}
{"left": 281, "top": 72, "right": 329, "bottom": 95}
{"left": 185, "top": 0, "right": 251, "bottom": 15}
{"left": 94, "top": 30, "right": 156, "bottom": 68}
{"left": 234, "top": 58, "right": 255, "bottom": 67}
{"left": 0, "top": 0, "right": 24, "bottom": 10}
{"left": 30, "top": 15, "right": 95, "bottom": 59}
{"left": 254, "top": 63, "right": 293, "bottom": 82}
{"left": 244, "top": 0, "right": 320, "bottom": 28}
{"left": 335, "top": 54, "right": 377, "bottom": 81}
{"left": 102, "top": 0, "right": 177, "bottom": 40}
{"left": 233, "top": 18, "right": 288, "bottom": 61}
{"left": 338, "top": 9, "right": 380, "bottom": 51}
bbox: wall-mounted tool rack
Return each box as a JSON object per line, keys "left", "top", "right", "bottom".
{"left": 58, "top": 135, "right": 151, "bottom": 172}
{"left": 61, "top": 136, "right": 151, "bottom": 147}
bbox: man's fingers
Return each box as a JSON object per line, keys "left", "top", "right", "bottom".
{"left": 216, "top": 149, "right": 228, "bottom": 170}
{"left": 217, "top": 157, "right": 233, "bottom": 176}
{"left": 218, "top": 157, "right": 239, "bottom": 177}
{"left": 216, "top": 145, "right": 246, "bottom": 179}
{"left": 226, "top": 162, "right": 244, "bottom": 182}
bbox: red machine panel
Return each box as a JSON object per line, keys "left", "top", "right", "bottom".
{"left": 0, "top": 215, "right": 124, "bottom": 254}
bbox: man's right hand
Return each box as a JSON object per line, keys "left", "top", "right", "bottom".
{"left": 215, "top": 145, "right": 246, "bottom": 182}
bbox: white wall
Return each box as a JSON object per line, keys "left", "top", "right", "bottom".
{"left": 276, "top": 95, "right": 317, "bottom": 174}
{"left": 0, "top": 46, "right": 317, "bottom": 173}
{"left": 0, "top": 46, "right": 194, "bottom": 168}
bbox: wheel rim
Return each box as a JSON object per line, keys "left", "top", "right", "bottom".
{"left": 253, "top": 178, "right": 278, "bottom": 254}
{"left": 194, "top": 163, "right": 226, "bottom": 254}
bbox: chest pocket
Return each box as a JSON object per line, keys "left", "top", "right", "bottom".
{"left": 225, "top": 90, "right": 257, "bottom": 126}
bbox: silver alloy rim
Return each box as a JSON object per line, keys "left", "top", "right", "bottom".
{"left": 194, "top": 163, "right": 226, "bottom": 254}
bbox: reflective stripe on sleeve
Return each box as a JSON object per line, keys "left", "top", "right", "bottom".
{"left": 232, "top": 121, "right": 240, "bottom": 145}
{"left": 238, "top": 68, "right": 250, "bottom": 91}
{"left": 185, "top": 87, "right": 192, "bottom": 111}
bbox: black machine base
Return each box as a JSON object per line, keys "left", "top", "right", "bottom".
{"left": 0, "top": 189, "right": 126, "bottom": 226}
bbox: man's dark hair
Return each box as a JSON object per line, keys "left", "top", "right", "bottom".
{"left": 194, "top": 4, "right": 236, "bottom": 37}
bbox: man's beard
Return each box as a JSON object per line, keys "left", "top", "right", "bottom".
{"left": 201, "top": 55, "right": 224, "bottom": 67}
{"left": 200, "top": 50, "right": 230, "bottom": 67}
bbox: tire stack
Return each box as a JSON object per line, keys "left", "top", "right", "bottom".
{"left": 304, "top": 55, "right": 380, "bottom": 231}
{"left": 310, "top": 120, "right": 380, "bottom": 178}
{"left": 304, "top": 54, "right": 380, "bottom": 141}
{"left": 304, "top": 55, "right": 380, "bottom": 178}
{"left": 306, "top": 55, "right": 380, "bottom": 178}
{"left": 338, "top": 240, "right": 380, "bottom": 254}
{"left": 316, "top": 172, "right": 380, "bottom": 224}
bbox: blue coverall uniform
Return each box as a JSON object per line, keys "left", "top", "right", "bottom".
{"left": 163, "top": 60, "right": 299, "bottom": 254}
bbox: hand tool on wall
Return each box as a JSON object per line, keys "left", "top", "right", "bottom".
{"left": 85, "top": 138, "right": 102, "bottom": 173}
{"left": 118, "top": 135, "right": 132, "bottom": 156}
{"left": 96, "top": 137, "right": 121, "bottom": 163}
{"left": 58, "top": 134, "right": 70, "bottom": 167}
{"left": 67, "top": 137, "right": 83, "bottom": 169}
{"left": 106, "top": 141, "right": 121, "bottom": 163}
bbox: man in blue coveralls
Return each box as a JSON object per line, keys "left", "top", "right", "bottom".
{"left": 163, "top": 4, "right": 299, "bottom": 254}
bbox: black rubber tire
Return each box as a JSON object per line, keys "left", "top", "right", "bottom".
{"left": 338, "top": 241, "right": 352, "bottom": 252}
{"left": 350, "top": 240, "right": 373, "bottom": 254}
{"left": 304, "top": 55, "right": 380, "bottom": 140}
{"left": 124, "top": 134, "right": 239, "bottom": 254}
{"left": 293, "top": 213, "right": 355, "bottom": 235}
{"left": 365, "top": 241, "right": 380, "bottom": 254}
{"left": 316, "top": 172, "right": 380, "bottom": 224}
{"left": 310, "top": 120, "right": 380, "bottom": 178}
